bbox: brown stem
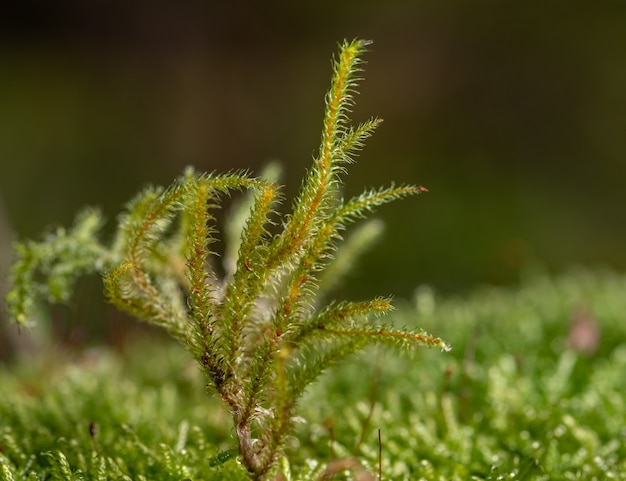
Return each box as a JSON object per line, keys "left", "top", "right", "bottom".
{"left": 237, "top": 419, "right": 263, "bottom": 476}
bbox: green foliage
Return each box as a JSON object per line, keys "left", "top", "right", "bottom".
{"left": 5, "top": 209, "right": 106, "bottom": 327}
{"left": 5, "top": 39, "right": 446, "bottom": 480}
{"left": 297, "top": 269, "right": 626, "bottom": 480}
{"left": 300, "top": 272, "right": 626, "bottom": 481}
{"left": 2, "top": 270, "right": 626, "bottom": 480}
{"left": 0, "top": 342, "right": 249, "bottom": 481}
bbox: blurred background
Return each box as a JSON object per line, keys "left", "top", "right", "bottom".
{"left": 1, "top": 1, "right": 625, "bottom": 348}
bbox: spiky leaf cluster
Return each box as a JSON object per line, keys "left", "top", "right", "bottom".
{"left": 5, "top": 208, "right": 106, "bottom": 327}
{"left": 5, "top": 39, "right": 448, "bottom": 480}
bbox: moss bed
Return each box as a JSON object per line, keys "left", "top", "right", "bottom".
{"left": 2, "top": 268, "right": 625, "bottom": 480}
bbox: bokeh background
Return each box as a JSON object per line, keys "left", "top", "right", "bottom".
{"left": 1, "top": 1, "right": 625, "bottom": 346}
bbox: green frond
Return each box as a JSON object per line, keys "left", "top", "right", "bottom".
{"left": 185, "top": 177, "right": 218, "bottom": 352}
{"left": 318, "top": 325, "right": 451, "bottom": 353}
{"left": 111, "top": 185, "right": 164, "bottom": 260}
{"left": 6, "top": 208, "right": 105, "bottom": 327}
{"left": 223, "top": 162, "right": 283, "bottom": 279}
{"left": 105, "top": 180, "right": 193, "bottom": 339}
{"left": 319, "top": 39, "right": 372, "bottom": 162}
{"left": 287, "top": 297, "right": 393, "bottom": 346}
{"left": 195, "top": 169, "right": 271, "bottom": 198}
{"left": 103, "top": 261, "right": 189, "bottom": 343}
{"left": 123, "top": 170, "right": 256, "bottom": 267}
{"left": 335, "top": 117, "right": 383, "bottom": 165}
{"left": 235, "top": 184, "right": 281, "bottom": 275}
{"left": 269, "top": 40, "right": 373, "bottom": 276}
{"left": 122, "top": 182, "right": 190, "bottom": 295}
{"left": 337, "top": 184, "right": 427, "bottom": 225}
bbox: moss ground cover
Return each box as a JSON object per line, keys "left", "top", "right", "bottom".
{"left": 299, "top": 268, "right": 626, "bottom": 480}
{"left": 2, "top": 268, "right": 625, "bottom": 480}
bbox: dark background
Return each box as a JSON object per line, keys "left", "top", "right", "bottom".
{"left": 1, "top": 1, "right": 625, "bottom": 342}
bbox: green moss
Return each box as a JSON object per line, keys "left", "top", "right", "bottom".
{"left": 297, "top": 269, "right": 626, "bottom": 480}
{"left": 2, "top": 270, "right": 625, "bottom": 480}
{"left": 0, "top": 341, "right": 246, "bottom": 481}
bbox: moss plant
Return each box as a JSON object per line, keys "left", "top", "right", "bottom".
{"left": 6, "top": 39, "right": 448, "bottom": 480}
